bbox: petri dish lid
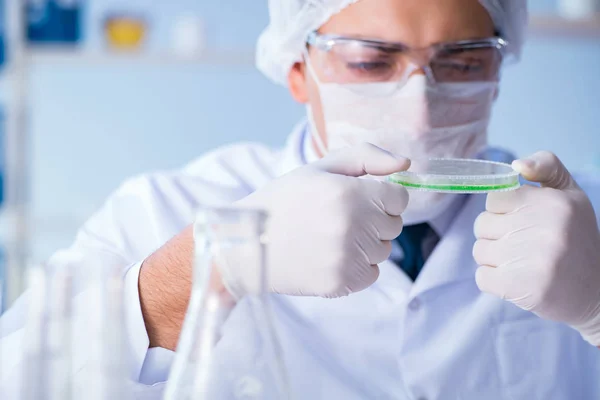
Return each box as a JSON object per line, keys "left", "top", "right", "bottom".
{"left": 387, "top": 158, "right": 520, "bottom": 194}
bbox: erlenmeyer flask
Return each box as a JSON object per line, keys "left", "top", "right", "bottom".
{"left": 165, "top": 208, "right": 289, "bottom": 400}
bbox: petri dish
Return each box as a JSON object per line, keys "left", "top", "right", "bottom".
{"left": 388, "top": 158, "right": 520, "bottom": 194}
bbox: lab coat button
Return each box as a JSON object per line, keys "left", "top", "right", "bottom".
{"left": 408, "top": 298, "right": 421, "bottom": 311}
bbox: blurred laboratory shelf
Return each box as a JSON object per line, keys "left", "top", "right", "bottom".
{"left": 529, "top": 14, "right": 600, "bottom": 38}
{"left": 1, "top": 13, "right": 597, "bottom": 73}
{"left": 24, "top": 45, "right": 256, "bottom": 66}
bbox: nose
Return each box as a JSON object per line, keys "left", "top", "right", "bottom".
{"left": 408, "top": 68, "right": 427, "bottom": 79}
{"left": 404, "top": 49, "right": 435, "bottom": 83}
{"left": 403, "top": 60, "right": 434, "bottom": 84}
{"left": 411, "top": 68, "right": 437, "bottom": 85}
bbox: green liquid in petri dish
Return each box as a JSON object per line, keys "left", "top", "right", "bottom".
{"left": 387, "top": 158, "right": 521, "bottom": 193}
{"left": 388, "top": 178, "right": 519, "bottom": 192}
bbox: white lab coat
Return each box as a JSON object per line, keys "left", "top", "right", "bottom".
{"left": 1, "top": 122, "right": 600, "bottom": 399}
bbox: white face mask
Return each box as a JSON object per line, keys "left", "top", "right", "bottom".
{"left": 306, "top": 58, "right": 498, "bottom": 223}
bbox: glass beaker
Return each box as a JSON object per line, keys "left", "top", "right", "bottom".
{"left": 165, "top": 208, "right": 289, "bottom": 400}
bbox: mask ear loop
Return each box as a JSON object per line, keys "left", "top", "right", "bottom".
{"left": 306, "top": 104, "right": 328, "bottom": 157}
{"left": 302, "top": 50, "right": 329, "bottom": 157}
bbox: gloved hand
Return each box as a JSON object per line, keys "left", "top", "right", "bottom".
{"left": 221, "top": 143, "right": 410, "bottom": 299}
{"left": 473, "top": 151, "right": 600, "bottom": 346}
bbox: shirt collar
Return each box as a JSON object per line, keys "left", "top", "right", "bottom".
{"left": 274, "top": 119, "right": 309, "bottom": 177}
{"left": 302, "top": 122, "right": 319, "bottom": 164}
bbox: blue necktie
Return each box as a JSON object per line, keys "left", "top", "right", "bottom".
{"left": 393, "top": 223, "right": 438, "bottom": 281}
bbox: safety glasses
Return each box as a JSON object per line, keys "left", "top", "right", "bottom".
{"left": 306, "top": 31, "right": 507, "bottom": 95}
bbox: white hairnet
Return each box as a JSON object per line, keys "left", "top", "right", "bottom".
{"left": 256, "top": 0, "right": 528, "bottom": 86}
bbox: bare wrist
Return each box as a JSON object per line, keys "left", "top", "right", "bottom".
{"left": 138, "top": 225, "right": 236, "bottom": 350}
{"left": 139, "top": 226, "right": 194, "bottom": 350}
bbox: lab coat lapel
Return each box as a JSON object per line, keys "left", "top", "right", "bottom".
{"left": 409, "top": 194, "right": 486, "bottom": 298}
{"left": 372, "top": 259, "right": 413, "bottom": 300}
{"left": 273, "top": 121, "right": 308, "bottom": 177}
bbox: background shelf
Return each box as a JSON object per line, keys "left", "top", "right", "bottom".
{"left": 0, "top": 13, "right": 594, "bottom": 71}
{"left": 26, "top": 45, "right": 256, "bottom": 66}
{"left": 529, "top": 14, "right": 600, "bottom": 38}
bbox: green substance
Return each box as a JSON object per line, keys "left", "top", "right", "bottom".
{"left": 388, "top": 178, "right": 519, "bottom": 192}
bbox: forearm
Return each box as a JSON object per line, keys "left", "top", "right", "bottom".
{"left": 138, "top": 225, "right": 233, "bottom": 350}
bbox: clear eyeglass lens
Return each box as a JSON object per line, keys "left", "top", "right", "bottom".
{"left": 314, "top": 39, "right": 502, "bottom": 85}
{"left": 431, "top": 45, "right": 502, "bottom": 83}
{"left": 317, "top": 41, "right": 403, "bottom": 84}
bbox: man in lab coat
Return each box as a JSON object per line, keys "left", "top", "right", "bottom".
{"left": 3, "top": 0, "right": 600, "bottom": 399}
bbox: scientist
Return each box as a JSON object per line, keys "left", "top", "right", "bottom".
{"left": 2, "top": 0, "right": 600, "bottom": 398}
